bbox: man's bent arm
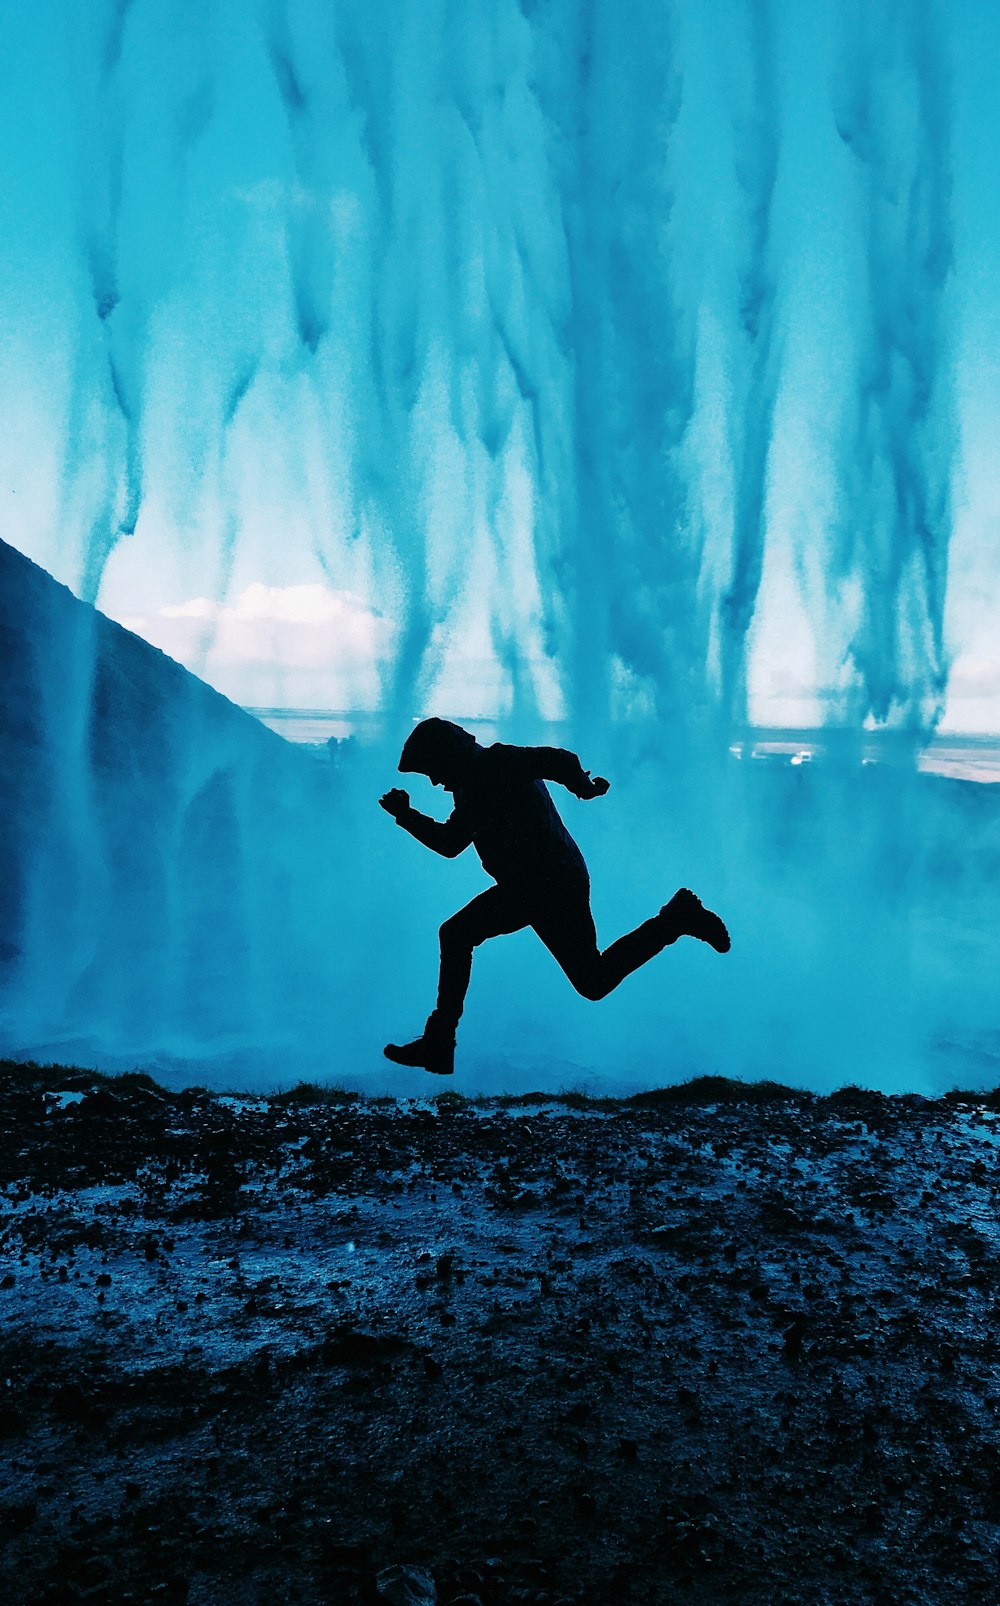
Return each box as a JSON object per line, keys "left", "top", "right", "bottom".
{"left": 513, "top": 745, "right": 607, "bottom": 798}
{"left": 396, "top": 804, "right": 473, "bottom": 858}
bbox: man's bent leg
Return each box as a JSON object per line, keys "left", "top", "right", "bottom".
{"left": 591, "top": 912, "right": 679, "bottom": 994}
{"left": 435, "top": 886, "right": 529, "bottom": 1032}
{"left": 530, "top": 887, "right": 684, "bottom": 1001}
{"left": 529, "top": 888, "right": 608, "bottom": 1001}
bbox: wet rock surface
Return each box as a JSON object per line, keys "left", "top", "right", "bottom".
{"left": 2, "top": 1060, "right": 1000, "bottom": 1603}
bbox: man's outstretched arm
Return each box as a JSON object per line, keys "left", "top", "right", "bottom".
{"left": 508, "top": 745, "right": 610, "bottom": 800}
{"left": 379, "top": 789, "right": 474, "bottom": 858}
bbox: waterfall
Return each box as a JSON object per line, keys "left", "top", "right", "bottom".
{"left": 2, "top": 0, "right": 995, "bottom": 1094}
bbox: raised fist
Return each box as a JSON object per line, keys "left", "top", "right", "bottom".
{"left": 379, "top": 788, "right": 410, "bottom": 819}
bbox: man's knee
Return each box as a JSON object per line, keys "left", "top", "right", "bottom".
{"left": 440, "top": 911, "right": 482, "bottom": 954}
{"left": 439, "top": 913, "right": 467, "bottom": 951}
{"left": 567, "top": 966, "right": 609, "bottom": 1002}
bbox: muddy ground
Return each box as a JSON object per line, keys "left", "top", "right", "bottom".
{"left": 1, "top": 1060, "right": 999, "bottom": 1604}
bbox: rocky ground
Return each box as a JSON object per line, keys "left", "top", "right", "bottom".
{"left": 1, "top": 1060, "right": 1000, "bottom": 1604}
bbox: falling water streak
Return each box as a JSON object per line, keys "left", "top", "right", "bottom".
{"left": 831, "top": 0, "right": 954, "bottom": 731}
{"left": 264, "top": 0, "right": 334, "bottom": 357}
{"left": 717, "top": 0, "right": 781, "bottom": 732}
{"left": 62, "top": 2, "right": 129, "bottom": 603}
{"left": 533, "top": 0, "right": 701, "bottom": 745}
{"left": 456, "top": 4, "right": 552, "bottom": 729}
{"left": 333, "top": 1, "right": 439, "bottom": 726}
{"left": 84, "top": 1, "right": 147, "bottom": 599}
{"left": 61, "top": 0, "right": 220, "bottom": 605}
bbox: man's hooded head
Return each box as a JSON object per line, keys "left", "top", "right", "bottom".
{"left": 399, "top": 718, "right": 478, "bottom": 787}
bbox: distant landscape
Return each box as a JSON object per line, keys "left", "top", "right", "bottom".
{"left": 247, "top": 709, "right": 1000, "bottom": 786}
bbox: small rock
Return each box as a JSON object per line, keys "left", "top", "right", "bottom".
{"left": 376, "top": 1563, "right": 437, "bottom": 1604}
{"left": 2, "top": 1499, "right": 36, "bottom": 1533}
{"left": 322, "top": 1536, "right": 370, "bottom": 1565}
{"left": 648, "top": 1223, "right": 680, "bottom": 1246}
{"left": 455, "top": 1567, "right": 485, "bottom": 1592}
{"left": 783, "top": 1318, "right": 806, "bottom": 1358}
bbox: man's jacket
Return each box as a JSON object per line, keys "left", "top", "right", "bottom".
{"left": 395, "top": 744, "right": 592, "bottom": 891}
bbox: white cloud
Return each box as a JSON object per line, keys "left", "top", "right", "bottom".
{"left": 158, "top": 596, "right": 216, "bottom": 620}
{"left": 159, "top": 581, "right": 380, "bottom": 632}
{"left": 114, "top": 583, "right": 393, "bottom": 708}
{"left": 946, "top": 655, "right": 1000, "bottom": 699}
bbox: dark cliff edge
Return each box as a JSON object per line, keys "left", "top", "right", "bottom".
{"left": 0, "top": 538, "right": 338, "bottom": 1053}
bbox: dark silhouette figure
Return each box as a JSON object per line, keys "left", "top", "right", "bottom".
{"left": 380, "top": 718, "right": 730, "bottom": 1075}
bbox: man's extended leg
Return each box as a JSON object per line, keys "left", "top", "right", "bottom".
{"left": 530, "top": 885, "right": 729, "bottom": 1002}
{"left": 384, "top": 886, "right": 528, "bottom": 1074}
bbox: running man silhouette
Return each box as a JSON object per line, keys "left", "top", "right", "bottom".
{"left": 379, "top": 718, "right": 730, "bottom": 1075}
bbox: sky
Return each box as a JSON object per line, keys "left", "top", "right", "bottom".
{"left": 0, "top": 0, "right": 998, "bottom": 732}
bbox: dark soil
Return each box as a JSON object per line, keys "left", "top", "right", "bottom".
{"left": 2, "top": 1059, "right": 1000, "bottom": 1604}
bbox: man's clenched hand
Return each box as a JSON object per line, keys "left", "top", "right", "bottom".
{"left": 379, "top": 788, "right": 410, "bottom": 819}
{"left": 577, "top": 772, "right": 610, "bottom": 800}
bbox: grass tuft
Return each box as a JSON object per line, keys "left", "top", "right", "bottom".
{"left": 268, "top": 1082, "right": 360, "bottom": 1107}
{"left": 628, "top": 1075, "right": 808, "bottom": 1108}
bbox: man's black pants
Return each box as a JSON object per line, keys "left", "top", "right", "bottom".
{"left": 433, "top": 877, "right": 673, "bottom": 1034}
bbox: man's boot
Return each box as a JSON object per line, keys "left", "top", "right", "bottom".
{"left": 383, "top": 1012, "right": 456, "bottom": 1076}
{"left": 660, "top": 887, "right": 731, "bottom": 953}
